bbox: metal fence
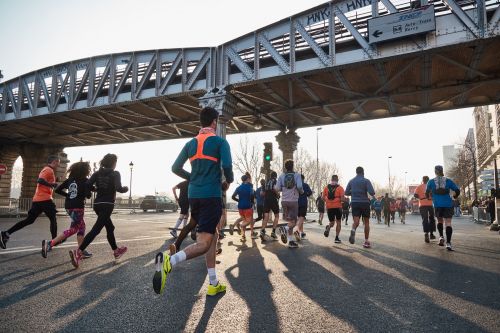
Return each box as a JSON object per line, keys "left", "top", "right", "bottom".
{"left": 472, "top": 207, "right": 495, "bottom": 224}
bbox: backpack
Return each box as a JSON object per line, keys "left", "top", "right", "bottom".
{"left": 327, "top": 184, "right": 338, "bottom": 200}
{"left": 434, "top": 176, "right": 449, "bottom": 195}
{"left": 284, "top": 172, "right": 296, "bottom": 189}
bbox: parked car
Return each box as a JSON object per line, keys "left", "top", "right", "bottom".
{"left": 140, "top": 195, "right": 178, "bottom": 212}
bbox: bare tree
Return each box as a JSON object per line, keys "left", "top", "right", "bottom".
{"left": 233, "top": 136, "right": 263, "bottom": 186}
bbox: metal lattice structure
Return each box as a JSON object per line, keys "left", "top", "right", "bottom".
{"left": 0, "top": 0, "right": 499, "bottom": 146}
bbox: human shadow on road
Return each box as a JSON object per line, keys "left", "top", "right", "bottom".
{"left": 192, "top": 292, "right": 225, "bottom": 333}
{"left": 265, "top": 242, "right": 490, "bottom": 333}
{"left": 56, "top": 244, "right": 210, "bottom": 333}
{"left": 225, "top": 241, "right": 280, "bottom": 333}
{"left": 354, "top": 242, "right": 500, "bottom": 311}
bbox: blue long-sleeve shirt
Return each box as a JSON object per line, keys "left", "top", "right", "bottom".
{"left": 345, "top": 174, "right": 375, "bottom": 204}
{"left": 172, "top": 133, "right": 233, "bottom": 199}
{"left": 426, "top": 177, "right": 459, "bottom": 208}
{"left": 298, "top": 182, "right": 313, "bottom": 207}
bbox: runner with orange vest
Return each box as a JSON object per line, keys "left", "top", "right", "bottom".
{"left": 153, "top": 107, "right": 233, "bottom": 297}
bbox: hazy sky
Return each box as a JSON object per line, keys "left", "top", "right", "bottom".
{"left": 1, "top": 0, "right": 473, "bottom": 197}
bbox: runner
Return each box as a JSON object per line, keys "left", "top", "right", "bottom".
{"left": 296, "top": 174, "right": 313, "bottom": 240}
{"left": 1, "top": 155, "right": 60, "bottom": 249}
{"left": 342, "top": 196, "right": 351, "bottom": 226}
{"left": 389, "top": 199, "right": 397, "bottom": 224}
{"left": 381, "top": 193, "right": 391, "bottom": 227}
{"left": 275, "top": 159, "right": 303, "bottom": 248}
{"left": 254, "top": 179, "right": 265, "bottom": 224}
{"left": 414, "top": 175, "right": 436, "bottom": 243}
{"left": 170, "top": 179, "right": 190, "bottom": 239}
{"left": 425, "top": 165, "right": 460, "bottom": 251}
{"left": 231, "top": 175, "right": 255, "bottom": 242}
{"left": 399, "top": 197, "right": 407, "bottom": 224}
{"left": 69, "top": 153, "right": 129, "bottom": 268}
{"left": 315, "top": 193, "right": 325, "bottom": 226}
{"left": 373, "top": 197, "right": 382, "bottom": 224}
{"left": 260, "top": 171, "right": 280, "bottom": 241}
{"left": 153, "top": 107, "right": 233, "bottom": 296}
{"left": 323, "top": 175, "right": 345, "bottom": 243}
{"left": 345, "top": 167, "right": 376, "bottom": 248}
{"left": 43, "top": 161, "right": 92, "bottom": 259}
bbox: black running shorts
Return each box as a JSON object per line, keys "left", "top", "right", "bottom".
{"left": 264, "top": 198, "right": 279, "bottom": 214}
{"left": 327, "top": 208, "right": 342, "bottom": 221}
{"left": 179, "top": 200, "right": 189, "bottom": 215}
{"left": 189, "top": 197, "right": 222, "bottom": 234}
{"left": 434, "top": 207, "right": 454, "bottom": 219}
{"left": 351, "top": 203, "right": 371, "bottom": 218}
{"left": 298, "top": 205, "right": 307, "bottom": 218}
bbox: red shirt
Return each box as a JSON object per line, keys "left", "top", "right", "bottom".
{"left": 33, "top": 166, "right": 55, "bottom": 202}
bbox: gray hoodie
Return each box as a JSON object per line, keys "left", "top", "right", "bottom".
{"left": 276, "top": 172, "right": 303, "bottom": 202}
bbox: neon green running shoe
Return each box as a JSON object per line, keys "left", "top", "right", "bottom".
{"left": 153, "top": 252, "right": 172, "bottom": 295}
{"left": 207, "top": 282, "right": 226, "bottom": 296}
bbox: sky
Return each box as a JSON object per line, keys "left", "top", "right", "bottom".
{"left": 1, "top": 0, "right": 474, "bottom": 197}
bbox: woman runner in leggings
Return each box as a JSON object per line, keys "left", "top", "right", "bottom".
{"left": 69, "top": 153, "right": 128, "bottom": 268}
{"left": 42, "top": 161, "right": 92, "bottom": 258}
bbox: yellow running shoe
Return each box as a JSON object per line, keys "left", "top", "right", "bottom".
{"left": 153, "top": 252, "right": 172, "bottom": 295}
{"left": 207, "top": 282, "right": 226, "bottom": 296}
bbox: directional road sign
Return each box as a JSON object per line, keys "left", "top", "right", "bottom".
{"left": 368, "top": 5, "right": 436, "bottom": 44}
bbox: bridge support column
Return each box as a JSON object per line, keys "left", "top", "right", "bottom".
{"left": 19, "top": 145, "right": 69, "bottom": 199}
{"left": 198, "top": 88, "right": 237, "bottom": 139}
{"left": 0, "top": 145, "right": 21, "bottom": 199}
{"left": 275, "top": 129, "right": 300, "bottom": 171}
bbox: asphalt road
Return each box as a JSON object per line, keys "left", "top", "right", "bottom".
{"left": 0, "top": 210, "right": 499, "bottom": 333}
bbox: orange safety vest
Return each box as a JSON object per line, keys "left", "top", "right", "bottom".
{"left": 189, "top": 132, "right": 219, "bottom": 163}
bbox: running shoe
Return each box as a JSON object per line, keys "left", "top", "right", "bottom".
{"left": 318, "top": 220, "right": 322, "bottom": 225}
{"left": 0, "top": 231, "right": 9, "bottom": 249}
{"left": 207, "top": 282, "right": 226, "bottom": 296}
{"left": 324, "top": 225, "right": 331, "bottom": 238}
{"left": 41, "top": 239, "right": 51, "bottom": 258}
{"left": 294, "top": 230, "right": 301, "bottom": 242}
{"left": 363, "top": 240, "right": 371, "bottom": 248}
{"left": 301, "top": 232, "right": 306, "bottom": 239}
{"left": 170, "top": 230, "right": 177, "bottom": 239}
{"left": 288, "top": 241, "right": 299, "bottom": 248}
{"left": 424, "top": 233, "right": 430, "bottom": 243}
{"left": 446, "top": 242, "right": 454, "bottom": 251}
{"left": 82, "top": 250, "right": 93, "bottom": 259}
{"left": 349, "top": 230, "right": 356, "bottom": 244}
{"left": 430, "top": 234, "right": 436, "bottom": 240}
{"left": 228, "top": 224, "right": 234, "bottom": 236}
{"left": 113, "top": 246, "right": 128, "bottom": 259}
{"left": 190, "top": 230, "right": 197, "bottom": 241}
{"left": 259, "top": 230, "right": 267, "bottom": 242}
{"left": 169, "top": 243, "right": 177, "bottom": 255}
{"left": 279, "top": 226, "right": 288, "bottom": 244}
{"left": 334, "top": 236, "right": 341, "bottom": 244}
{"left": 219, "top": 231, "right": 225, "bottom": 239}
{"left": 240, "top": 236, "right": 246, "bottom": 242}
{"left": 153, "top": 252, "right": 172, "bottom": 295}
{"left": 251, "top": 232, "right": 259, "bottom": 239}
{"left": 69, "top": 249, "right": 82, "bottom": 268}
{"left": 438, "top": 237, "right": 445, "bottom": 246}
{"left": 216, "top": 248, "right": 222, "bottom": 255}
{"left": 270, "top": 231, "right": 277, "bottom": 240}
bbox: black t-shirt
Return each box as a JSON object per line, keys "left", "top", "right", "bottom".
{"left": 264, "top": 178, "right": 279, "bottom": 202}
{"left": 55, "top": 177, "right": 90, "bottom": 209}
{"left": 177, "top": 180, "right": 189, "bottom": 203}
{"left": 316, "top": 196, "right": 325, "bottom": 210}
{"left": 88, "top": 168, "right": 127, "bottom": 204}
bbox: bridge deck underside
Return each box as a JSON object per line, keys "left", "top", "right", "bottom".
{"left": 1, "top": 37, "right": 499, "bottom": 147}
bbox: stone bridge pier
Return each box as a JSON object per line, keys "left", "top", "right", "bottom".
{"left": 0, "top": 144, "right": 69, "bottom": 200}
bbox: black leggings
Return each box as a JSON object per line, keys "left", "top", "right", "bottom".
{"left": 174, "top": 217, "right": 197, "bottom": 250}
{"left": 420, "top": 206, "right": 436, "bottom": 233}
{"left": 254, "top": 205, "right": 264, "bottom": 222}
{"left": 8, "top": 200, "right": 57, "bottom": 238}
{"left": 79, "top": 204, "right": 117, "bottom": 251}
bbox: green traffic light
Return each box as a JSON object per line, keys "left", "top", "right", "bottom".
{"left": 265, "top": 155, "right": 271, "bottom": 161}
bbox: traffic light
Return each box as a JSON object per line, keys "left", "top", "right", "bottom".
{"left": 264, "top": 142, "right": 273, "bottom": 162}
{"left": 262, "top": 142, "right": 273, "bottom": 179}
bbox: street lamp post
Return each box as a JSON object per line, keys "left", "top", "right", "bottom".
{"left": 316, "top": 127, "right": 322, "bottom": 196}
{"left": 388, "top": 156, "right": 392, "bottom": 196}
{"left": 404, "top": 171, "right": 408, "bottom": 198}
{"left": 129, "top": 161, "right": 134, "bottom": 208}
